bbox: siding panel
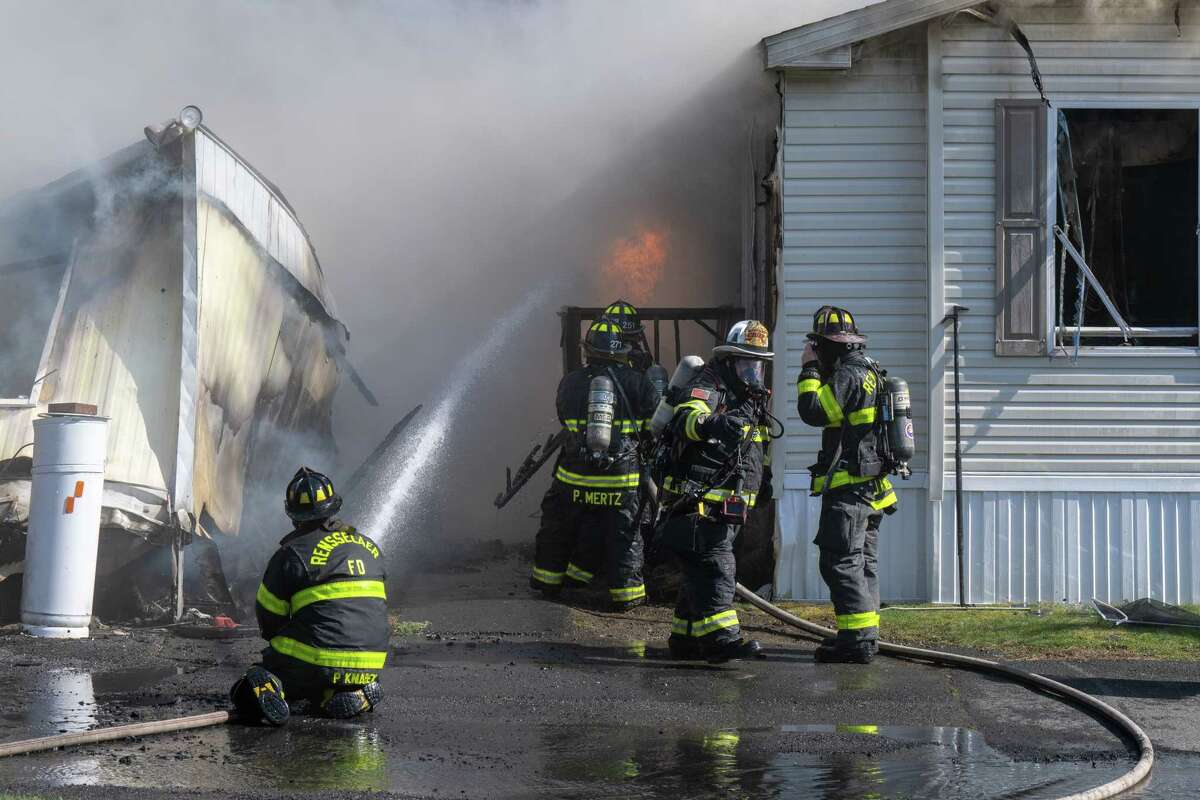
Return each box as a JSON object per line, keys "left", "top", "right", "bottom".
{"left": 940, "top": 3, "right": 1200, "bottom": 477}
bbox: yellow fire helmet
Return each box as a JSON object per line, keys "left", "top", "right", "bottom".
{"left": 713, "top": 320, "right": 773, "bottom": 360}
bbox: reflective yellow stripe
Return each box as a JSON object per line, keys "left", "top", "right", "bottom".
{"left": 256, "top": 583, "right": 290, "bottom": 616}
{"left": 848, "top": 407, "right": 877, "bottom": 425}
{"left": 811, "top": 471, "right": 878, "bottom": 494}
{"left": 532, "top": 566, "right": 564, "bottom": 586}
{"left": 871, "top": 490, "right": 898, "bottom": 511}
{"left": 671, "top": 617, "right": 691, "bottom": 636}
{"left": 565, "top": 563, "right": 594, "bottom": 583}
{"left": 753, "top": 424, "right": 770, "bottom": 443}
{"left": 290, "top": 580, "right": 387, "bottom": 613}
{"left": 816, "top": 385, "right": 844, "bottom": 425}
{"left": 269, "top": 636, "right": 388, "bottom": 669}
{"left": 610, "top": 584, "right": 646, "bottom": 602}
{"left": 837, "top": 724, "right": 878, "bottom": 735}
{"left": 555, "top": 466, "right": 640, "bottom": 489}
{"left": 676, "top": 399, "right": 711, "bottom": 442}
{"left": 836, "top": 611, "right": 880, "bottom": 631}
{"left": 692, "top": 609, "right": 739, "bottom": 637}
{"left": 798, "top": 378, "right": 821, "bottom": 395}
{"left": 699, "top": 488, "right": 758, "bottom": 508}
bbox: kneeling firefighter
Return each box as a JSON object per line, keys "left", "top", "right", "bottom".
{"left": 530, "top": 319, "right": 658, "bottom": 610}
{"left": 797, "top": 306, "right": 904, "bottom": 665}
{"left": 658, "top": 320, "right": 775, "bottom": 663}
{"left": 231, "top": 467, "right": 389, "bottom": 725}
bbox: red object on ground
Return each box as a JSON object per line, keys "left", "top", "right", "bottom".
{"left": 214, "top": 616, "right": 238, "bottom": 629}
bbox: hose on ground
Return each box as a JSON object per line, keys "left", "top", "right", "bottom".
{"left": 735, "top": 583, "right": 1153, "bottom": 800}
{"left": 0, "top": 711, "right": 231, "bottom": 759}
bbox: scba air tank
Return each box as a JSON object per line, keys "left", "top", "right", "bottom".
{"left": 884, "top": 376, "right": 915, "bottom": 466}
{"left": 648, "top": 355, "right": 705, "bottom": 436}
{"left": 586, "top": 374, "right": 616, "bottom": 461}
{"left": 646, "top": 364, "right": 669, "bottom": 405}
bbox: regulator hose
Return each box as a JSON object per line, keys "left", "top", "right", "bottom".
{"left": 0, "top": 711, "right": 231, "bottom": 759}
{"left": 735, "top": 583, "right": 1153, "bottom": 800}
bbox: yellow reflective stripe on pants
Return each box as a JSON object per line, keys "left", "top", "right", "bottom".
{"left": 811, "top": 471, "right": 878, "bottom": 494}
{"left": 816, "top": 385, "right": 844, "bottom": 425}
{"left": 871, "top": 489, "right": 898, "bottom": 510}
{"left": 836, "top": 611, "right": 880, "bottom": 631}
{"left": 691, "top": 609, "right": 739, "bottom": 637}
{"left": 671, "top": 616, "right": 690, "bottom": 636}
{"left": 566, "top": 563, "right": 593, "bottom": 583}
{"left": 290, "top": 580, "right": 387, "bottom": 613}
{"left": 563, "top": 419, "right": 642, "bottom": 434}
{"left": 837, "top": 724, "right": 879, "bottom": 735}
{"left": 532, "top": 566, "right": 564, "bottom": 586}
{"left": 256, "top": 583, "right": 289, "bottom": 616}
{"left": 270, "top": 636, "right": 388, "bottom": 669}
{"left": 610, "top": 584, "right": 646, "bottom": 602}
{"left": 555, "top": 466, "right": 640, "bottom": 489}
{"left": 700, "top": 488, "right": 757, "bottom": 508}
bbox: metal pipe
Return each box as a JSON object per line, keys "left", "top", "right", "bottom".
{"left": 0, "top": 711, "right": 231, "bottom": 759}
{"left": 734, "top": 583, "right": 1153, "bottom": 800}
{"left": 942, "top": 306, "right": 968, "bottom": 606}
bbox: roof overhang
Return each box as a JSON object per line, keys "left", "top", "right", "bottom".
{"left": 762, "top": 0, "right": 982, "bottom": 69}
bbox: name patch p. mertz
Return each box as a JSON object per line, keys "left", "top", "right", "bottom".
{"left": 310, "top": 530, "right": 381, "bottom": 566}
{"left": 571, "top": 489, "right": 625, "bottom": 507}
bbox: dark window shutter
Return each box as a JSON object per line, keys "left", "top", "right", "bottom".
{"left": 994, "top": 100, "right": 1047, "bottom": 356}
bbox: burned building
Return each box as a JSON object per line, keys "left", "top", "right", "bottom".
{"left": 0, "top": 108, "right": 354, "bottom": 619}
{"left": 763, "top": 0, "right": 1200, "bottom": 604}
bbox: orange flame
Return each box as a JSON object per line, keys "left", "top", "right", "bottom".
{"left": 602, "top": 228, "right": 668, "bottom": 304}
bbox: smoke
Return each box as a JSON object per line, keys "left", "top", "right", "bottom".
{"left": 0, "top": 1, "right": 877, "bottom": 564}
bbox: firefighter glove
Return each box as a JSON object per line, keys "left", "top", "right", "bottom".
{"left": 700, "top": 412, "right": 747, "bottom": 446}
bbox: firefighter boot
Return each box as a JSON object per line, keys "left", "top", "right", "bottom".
{"left": 667, "top": 635, "right": 704, "bottom": 661}
{"left": 321, "top": 682, "right": 384, "bottom": 719}
{"left": 230, "top": 666, "right": 290, "bottom": 726}
{"left": 529, "top": 576, "right": 562, "bottom": 597}
{"left": 814, "top": 638, "right": 874, "bottom": 664}
{"left": 705, "top": 638, "right": 764, "bottom": 664}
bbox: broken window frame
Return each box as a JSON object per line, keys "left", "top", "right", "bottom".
{"left": 0, "top": 244, "right": 75, "bottom": 407}
{"left": 1044, "top": 100, "right": 1200, "bottom": 357}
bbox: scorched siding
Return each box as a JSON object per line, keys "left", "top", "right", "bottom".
{"left": 940, "top": 2, "right": 1200, "bottom": 477}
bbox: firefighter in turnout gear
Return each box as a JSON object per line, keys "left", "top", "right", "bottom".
{"left": 659, "top": 320, "right": 774, "bottom": 663}
{"left": 603, "top": 299, "right": 653, "bottom": 371}
{"left": 530, "top": 319, "right": 658, "bottom": 610}
{"left": 230, "top": 467, "right": 388, "bottom": 725}
{"left": 797, "top": 306, "right": 898, "bottom": 665}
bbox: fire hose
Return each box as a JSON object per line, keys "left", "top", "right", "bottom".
{"left": 734, "top": 583, "right": 1153, "bottom": 800}
{"left": 0, "top": 711, "right": 231, "bottom": 759}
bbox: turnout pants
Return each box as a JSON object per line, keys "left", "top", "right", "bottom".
{"left": 260, "top": 649, "right": 380, "bottom": 707}
{"left": 814, "top": 489, "right": 882, "bottom": 645}
{"left": 661, "top": 513, "right": 741, "bottom": 649}
{"left": 532, "top": 478, "right": 645, "bottom": 604}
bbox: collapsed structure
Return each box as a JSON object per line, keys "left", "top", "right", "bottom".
{"left": 0, "top": 108, "right": 352, "bottom": 618}
{"left": 763, "top": 0, "right": 1200, "bottom": 604}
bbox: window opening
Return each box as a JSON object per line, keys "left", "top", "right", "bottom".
{"left": 1054, "top": 108, "right": 1199, "bottom": 351}
{"left": 0, "top": 252, "right": 69, "bottom": 401}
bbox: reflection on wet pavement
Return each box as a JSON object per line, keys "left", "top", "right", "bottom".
{"left": 0, "top": 666, "right": 181, "bottom": 738}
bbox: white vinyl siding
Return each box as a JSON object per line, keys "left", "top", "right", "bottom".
{"left": 940, "top": 3, "right": 1200, "bottom": 478}
{"left": 777, "top": 28, "right": 930, "bottom": 479}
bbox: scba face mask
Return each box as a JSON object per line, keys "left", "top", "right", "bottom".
{"left": 733, "top": 357, "right": 766, "bottom": 389}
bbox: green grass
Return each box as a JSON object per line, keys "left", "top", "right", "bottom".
{"left": 767, "top": 602, "right": 1200, "bottom": 661}
{"left": 389, "top": 617, "right": 431, "bottom": 638}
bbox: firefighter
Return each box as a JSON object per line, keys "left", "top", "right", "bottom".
{"left": 530, "top": 319, "right": 658, "bottom": 611}
{"left": 796, "top": 306, "right": 898, "bottom": 664}
{"left": 659, "top": 321, "right": 773, "bottom": 663}
{"left": 603, "top": 299, "right": 653, "bottom": 371}
{"left": 230, "top": 467, "right": 389, "bottom": 725}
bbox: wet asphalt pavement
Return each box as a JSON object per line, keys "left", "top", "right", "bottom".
{"left": 1, "top": 554, "right": 1198, "bottom": 799}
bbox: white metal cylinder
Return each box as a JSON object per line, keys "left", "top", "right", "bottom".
{"left": 20, "top": 413, "right": 109, "bottom": 638}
